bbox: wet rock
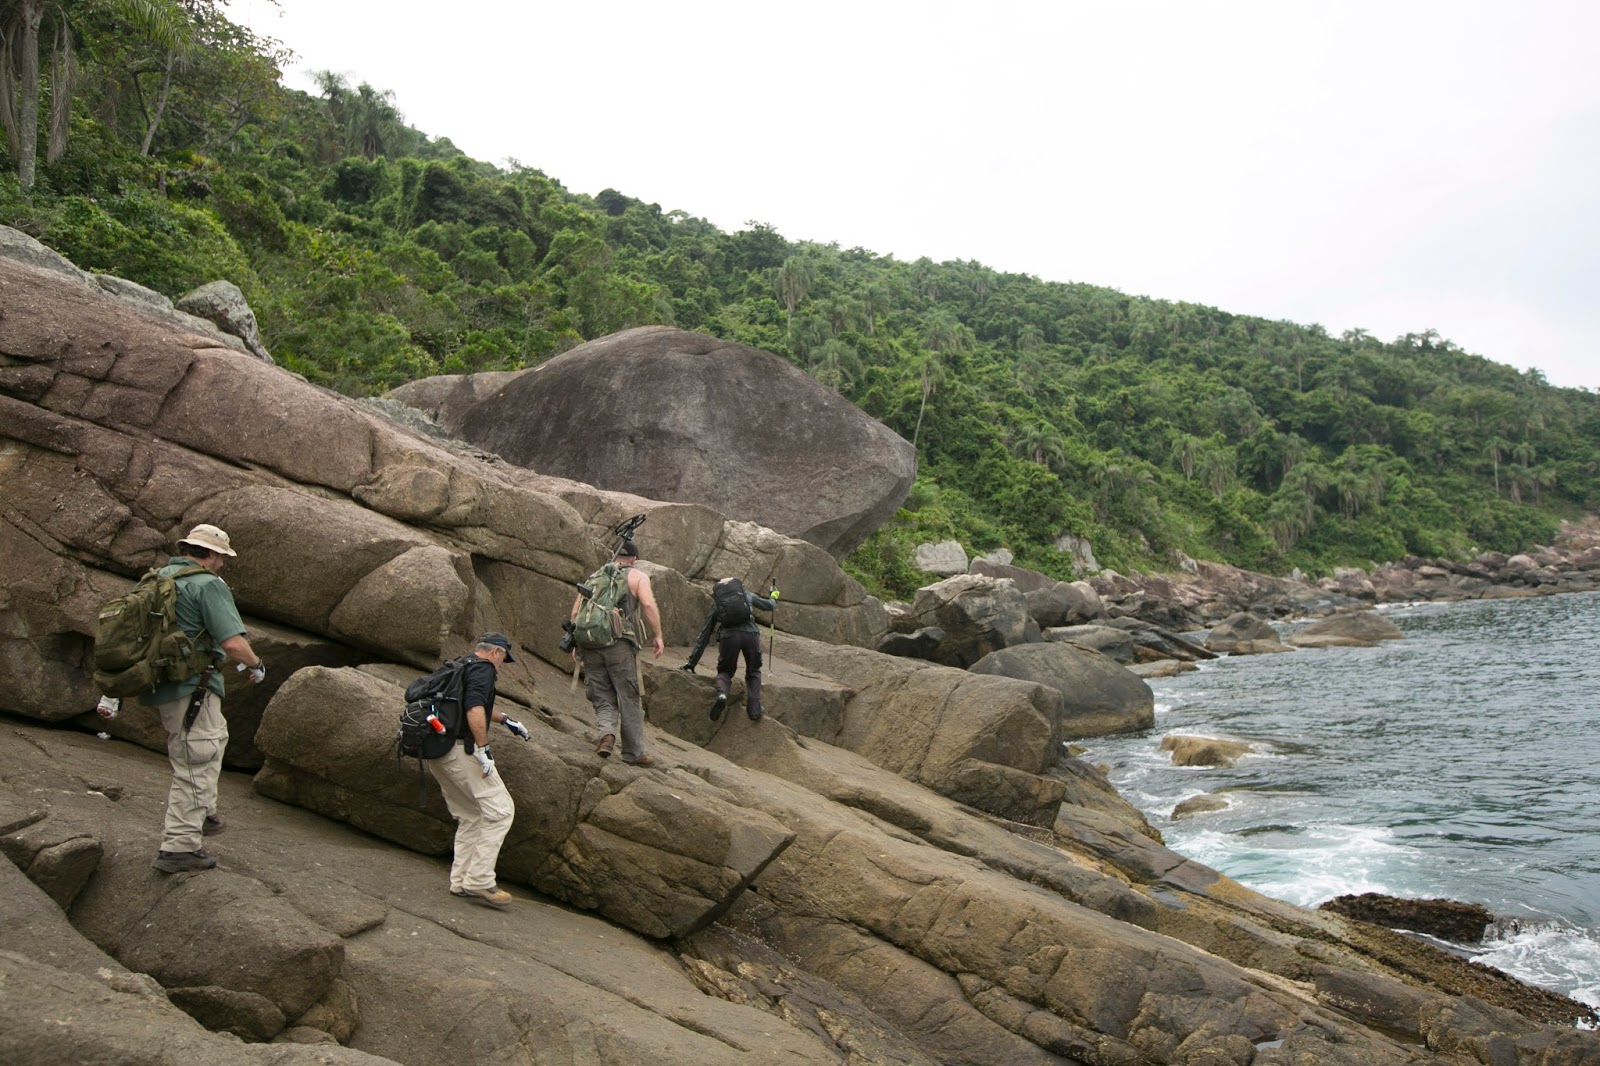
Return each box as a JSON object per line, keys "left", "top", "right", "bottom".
{"left": 1319, "top": 892, "right": 1495, "bottom": 943}
{"left": 1204, "top": 612, "right": 1291, "bottom": 655}
{"left": 1161, "top": 735, "right": 1254, "bottom": 767}
{"left": 1289, "top": 610, "right": 1405, "bottom": 648}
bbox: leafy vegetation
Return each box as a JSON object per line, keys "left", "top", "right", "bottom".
{"left": 4, "top": 1, "right": 1597, "bottom": 600}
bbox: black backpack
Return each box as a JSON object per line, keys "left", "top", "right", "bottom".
{"left": 712, "top": 578, "right": 753, "bottom": 626}
{"left": 398, "top": 657, "right": 473, "bottom": 801}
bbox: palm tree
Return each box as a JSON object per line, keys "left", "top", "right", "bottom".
{"left": 1530, "top": 464, "right": 1557, "bottom": 505}
{"left": 920, "top": 307, "right": 970, "bottom": 356}
{"left": 1283, "top": 461, "right": 1330, "bottom": 527}
{"left": 909, "top": 349, "right": 946, "bottom": 453}
{"left": 1333, "top": 467, "right": 1370, "bottom": 516}
{"left": 1199, "top": 444, "right": 1236, "bottom": 498}
{"left": 818, "top": 295, "right": 860, "bottom": 336}
{"left": 776, "top": 256, "right": 815, "bottom": 320}
{"left": 1169, "top": 434, "right": 1203, "bottom": 481}
{"left": 2, "top": 0, "right": 191, "bottom": 189}
{"left": 808, "top": 338, "right": 861, "bottom": 393}
{"left": 1014, "top": 423, "right": 1065, "bottom": 470}
{"left": 1280, "top": 433, "right": 1310, "bottom": 475}
{"left": 785, "top": 312, "right": 829, "bottom": 362}
{"left": 1485, "top": 436, "right": 1512, "bottom": 494}
{"left": 1013, "top": 351, "right": 1048, "bottom": 396}
{"left": 858, "top": 281, "right": 892, "bottom": 336}
{"left": 1266, "top": 491, "right": 1307, "bottom": 551}
{"left": 346, "top": 81, "right": 402, "bottom": 159}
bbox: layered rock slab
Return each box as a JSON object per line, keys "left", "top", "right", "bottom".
{"left": 253, "top": 664, "right": 795, "bottom": 939}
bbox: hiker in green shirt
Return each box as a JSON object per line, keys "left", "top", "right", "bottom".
{"left": 143, "top": 524, "right": 264, "bottom": 874}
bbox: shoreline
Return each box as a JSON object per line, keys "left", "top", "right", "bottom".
{"left": 1080, "top": 516, "right": 1600, "bottom": 632}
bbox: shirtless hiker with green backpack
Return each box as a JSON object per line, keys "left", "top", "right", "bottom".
{"left": 568, "top": 537, "right": 664, "bottom": 766}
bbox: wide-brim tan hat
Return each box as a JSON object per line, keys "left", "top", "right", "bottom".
{"left": 180, "top": 523, "right": 236, "bottom": 557}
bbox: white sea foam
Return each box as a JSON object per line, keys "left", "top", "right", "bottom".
{"left": 1472, "top": 922, "right": 1600, "bottom": 1010}
{"left": 1173, "top": 823, "right": 1409, "bottom": 909}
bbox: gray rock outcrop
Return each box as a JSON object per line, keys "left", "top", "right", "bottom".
{"left": 905, "top": 573, "right": 1032, "bottom": 668}
{"left": 1205, "top": 611, "right": 1292, "bottom": 655}
{"left": 969, "top": 642, "right": 1156, "bottom": 738}
{"left": 913, "top": 538, "right": 968, "bottom": 575}
{"left": 175, "top": 280, "right": 273, "bottom": 362}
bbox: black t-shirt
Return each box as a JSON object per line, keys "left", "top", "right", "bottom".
{"left": 460, "top": 657, "right": 497, "bottom": 719}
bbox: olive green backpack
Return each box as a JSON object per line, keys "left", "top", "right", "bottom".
{"left": 92, "top": 565, "right": 215, "bottom": 697}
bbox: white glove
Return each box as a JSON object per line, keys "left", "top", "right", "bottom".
{"left": 473, "top": 745, "right": 494, "bottom": 778}
{"left": 503, "top": 717, "right": 529, "bottom": 741}
{"left": 237, "top": 661, "right": 266, "bottom": 684}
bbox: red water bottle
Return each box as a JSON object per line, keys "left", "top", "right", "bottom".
{"left": 426, "top": 712, "right": 446, "bottom": 733}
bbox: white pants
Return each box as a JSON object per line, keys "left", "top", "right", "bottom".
{"left": 426, "top": 742, "right": 515, "bottom": 892}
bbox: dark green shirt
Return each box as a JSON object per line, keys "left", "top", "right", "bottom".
{"left": 139, "top": 557, "right": 247, "bottom": 706}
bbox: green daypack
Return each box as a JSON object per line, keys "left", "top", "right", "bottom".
{"left": 92, "top": 564, "right": 216, "bottom": 697}
{"left": 570, "top": 562, "right": 631, "bottom": 651}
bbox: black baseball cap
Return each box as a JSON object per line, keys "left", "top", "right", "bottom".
{"left": 477, "top": 632, "right": 516, "bottom": 661}
{"left": 618, "top": 539, "right": 639, "bottom": 557}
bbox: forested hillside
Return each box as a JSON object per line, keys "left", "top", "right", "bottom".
{"left": 5, "top": 1, "right": 1597, "bottom": 598}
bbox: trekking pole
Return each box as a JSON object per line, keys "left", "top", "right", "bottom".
{"left": 767, "top": 582, "right": 778, "bottom": 666}
{"left": 610, "top": 513, "right": 646, "bottom": 561}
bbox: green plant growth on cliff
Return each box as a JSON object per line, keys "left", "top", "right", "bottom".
{"left": 2, "top": 4, "right": 1597, "bottom": 589}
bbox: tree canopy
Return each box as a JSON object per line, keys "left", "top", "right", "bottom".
{"left": 3, "top": 4, "right": 1596, "bottom": 600}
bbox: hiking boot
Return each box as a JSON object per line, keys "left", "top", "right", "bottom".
{"left": 202, "top": 813, "right": 225, "bottom": 836}
{"left": 595, "top": 734, "right": 615, "bottom": 758}
{"left": 153, "top": 849, "right": 217, "bottom": 874}
{"left": 621, "top": 753, "right": 657, "bottom": 768}
{"left": 460, "top": 885, "right": 512, "bottom": 908}
{"left": 748, "top": 705, "right": 764, "bottom": 722}
{"left": 709, "top": 693, "right": 727, "bottom": 721}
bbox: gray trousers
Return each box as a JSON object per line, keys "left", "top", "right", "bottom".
{"left": 581, "top": 640, "right": 646, "bottom": 759}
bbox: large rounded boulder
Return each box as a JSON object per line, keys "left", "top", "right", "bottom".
{"left": 970, "top": 642, "right": 1155, "bottom": 738}
{"left": 455, "top": 327, "right": 916, "bottom": 558}
{"left": 1204, "top": 611, "right": 1291, "bottom": 655}
{"left": 1288, "top": 610, "right": 1405, "bottom": 648}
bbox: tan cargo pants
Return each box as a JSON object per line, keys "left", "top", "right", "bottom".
{"left": 155, "top": 689, "right": 228, "bottom": 854}
{"left": 426, "top": 741, "right": 516, "bottom": 893}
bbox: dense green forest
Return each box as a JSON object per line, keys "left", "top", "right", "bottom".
{"left": 5, "top": 1, "right": 1598, "bottom": 599}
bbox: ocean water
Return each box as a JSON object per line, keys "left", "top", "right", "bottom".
{"left": 1082, "top": 590, "right": 1600, "bottom": 1009}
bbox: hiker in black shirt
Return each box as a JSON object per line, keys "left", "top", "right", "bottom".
{"left": 428, "top": 632, "right": 528, "bottom": 908}
{"left": 686, "top": 578, "right": 777, "bottom": 722}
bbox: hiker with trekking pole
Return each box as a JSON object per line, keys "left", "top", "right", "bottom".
{"left": 568, "top": 515, "right": 664, "bottom": 766}
{"left": 682, "top": 576, "right": 779, "bottom": 722}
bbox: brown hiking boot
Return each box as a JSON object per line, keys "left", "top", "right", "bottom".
{"left": 153, "top": 849, "right": 218, "bottom": 874}
{"left": 595, "top": 734, "right": 615, "bottom": 757}
{"left": 621, "top": 753, "right": 657, "bottom": 768}
{"left": 202, "top": 813, "right": 225, "bottom": 836}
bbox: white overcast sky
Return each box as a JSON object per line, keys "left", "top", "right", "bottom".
{"left": 238, "top": 0, "right": 1598, "bottom": 390}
